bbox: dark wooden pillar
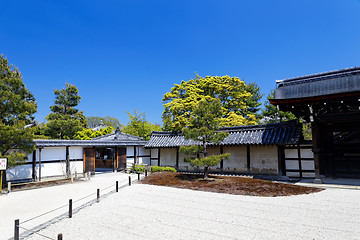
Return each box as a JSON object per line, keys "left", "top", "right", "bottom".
{"left": 134, "top": 146, "right": 137, "bottom": 165}
{"left": 311, "top": 121, "right": 322, "bottom": 182}
{"left": 297, "top": 144, "right": 302, "bottom": 178}
{"left": 38, "top": 148, "right": 42, "bottom": 182}
{"left": 277, "top": 145, "right": 285, "bottom": 176}
{"left": 247, "top": 145, "right": 251, "bottom": 173}
{"left": 176, "top": 147, "right": 179, "bottom": 169}
{"left": 114, "top": 147, "right": 117, "bottom": 171}
{"left": 158, "top": 148, "right": 161, "bottom": 166}
{"left": 66, "top": 146, "right": 70, "bottom": 177}
{"left": 32, "top": 150, "right": 36, "bottom": 181}
{"left": 220, "top": 146, "right": 224, "bottom": 173}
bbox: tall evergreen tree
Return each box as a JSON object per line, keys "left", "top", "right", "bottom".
{"left": 261, "top": 91, "right": 296, "bottom": 123}
{"left": 180, "top": 98, "right": 230, "bottom": 179}
{"left": 0, "top": 55, "right": 37, "bottom": 167}
{"left": 244, "top": 82, "right": 264, "bottom": 121}
{"left": 44, "top": 83, "right": 86, "bottom": 139}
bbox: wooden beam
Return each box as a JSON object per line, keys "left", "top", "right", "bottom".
{"left": 66, "top": 146, "right": 70, "bottom": 177}
{"left": 158, "top": 148, "right": 161, "bottom": 166}
{"left": 176, "top": 147, "right": 179, "bottom": 169}
{"left": 220, "top": 146, "right": 224, "bottom": 172}
{"left": 277, "top": 145, "right": 285, "bottom": 176}
{"left": 247, "top": 145, "right": 251, "bottom": 173}
{"left": 297, "top": 144, "right": 302, "bottom": 178}
{"left": 311, "top": 121, "right": 322, "bottom": 183}
{"left": 32, "top": 150, "right": 36, "bottom": 181}
{"left": 38, "top": 148, "right": 42, "bottom": 182}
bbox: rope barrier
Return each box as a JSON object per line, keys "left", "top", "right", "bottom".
{"left": 18, "top": 225, "right": 56, "bottom": 240}
{"left": 16, "top": 175, "right": 144, "bottom": 239}
{"left": 21, "top": 203, "right": 69, "bottom": 224}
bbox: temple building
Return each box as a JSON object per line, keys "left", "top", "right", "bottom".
{"left": 271, "top": 66, "right": 360, "bottom": 180}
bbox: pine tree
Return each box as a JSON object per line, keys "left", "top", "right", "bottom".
{"left": 180, "top": 98, "right": 230, "bottom": 179}
{"left": 261, "top": 91, "right": 296, "bottom": 123}
{"left": 0, "top": 55, "right": 37, "bottom": 167}
{"left": 44, "top": 83, "right": 86, "bottom": 139}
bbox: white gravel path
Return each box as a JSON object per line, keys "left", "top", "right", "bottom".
{"left": 24, "top": 184, "right": 360, "bottom": 240}
{"left": 0, "top": 172, "right": 134, "bottom": 240}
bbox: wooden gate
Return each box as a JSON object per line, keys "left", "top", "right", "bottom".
{"left": 117, "top": 148, "right": 127, "bottom": 170}
{"left": 84, "top": 148, "right": 95, "bottom": 174}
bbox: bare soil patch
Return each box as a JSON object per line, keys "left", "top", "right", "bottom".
{"left": 8, "top": 178, "right": 77, "bottom": 192}
{"left": 140, "top": 172, "right": 322, "bottom": 197}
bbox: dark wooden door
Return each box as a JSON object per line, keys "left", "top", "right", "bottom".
{"left": 84, "top": 148, "right": 95, "bottom": 174}
{"left": 117, "top": 148, "right": 127, "bottom": 170}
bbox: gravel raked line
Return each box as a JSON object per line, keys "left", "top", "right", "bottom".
{"left": 25, "top": 184, "right": 360, "bottom": 240}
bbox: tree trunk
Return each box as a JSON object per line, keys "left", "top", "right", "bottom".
{"left": 204, "top": 166, "right": 209, "bottom": 179}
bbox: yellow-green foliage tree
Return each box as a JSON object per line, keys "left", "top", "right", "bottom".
{"left": 73, "top": 126, "right": 114, "bottom": 140}
{"left": 162, "top": 75, "right": 257, "bottom": 131}
{"left": 122, "top": 110, "right": 162, "bottom": 141}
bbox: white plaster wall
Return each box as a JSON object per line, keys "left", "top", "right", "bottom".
{"left": 160, "top": 148, "right": 177, "bottom": 167}
{"left": 151, "top": 160, "right": 158, "bottom": 166}
{"left": 6, "top": 165, "right": 32, "bottom": 181}
{"left": 285, "top": 160, "right": 299, "bottom": 170}
{"left": 69, "top": 147, "right": 83, "bottom": 159}
{"left": 126, "top": 146, "right": 135, "bottom": 156}
{"left": 223, "top": 146, "right": 247, "bottom": 172}
{"left": 150, "top": 148, "right": 158, "bottom": 158}
{"left": 37, "top": 147, "right": 67, "bottom": 161}
{"left": 250, "top": 145, "right": 278, "bottom": 174}
{"left": 178, "top": 150, "right": 195, "bottom": 171}
{"left": 36, "top": 162, "right": 67, "bottom": 177}
{"left": 285, "top": 149, "right": 298, "bottom": 158}
{"left": 207, "top": 147, "right": 221, "bottom": 171}
{"left": 301, "top": 148, "right": 314, "bottom": 158}
{"left": 138, "top": 147, "right": 150, "bottom": 156}
{"left": 71, "top": 161, "right": 84, "bottom": 174}
{"left": 138, "top": 157, "right": 151, "bottom": 165}
{"left": 301, "top": 160, "right": 315, "bottom": 171}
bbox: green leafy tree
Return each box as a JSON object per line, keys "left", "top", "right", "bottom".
{"left": 261, "top": 91, "right": 296, "bottom": 123}
{"left": 86, "top": 116, "right": 121, "bottom": 128}
{"left": 74, "top": 126, "right": 114, "bottom": 140}
{"left": 122, "top": 110, "right": 162, "bottom": 141}
{"left": 0, "top": 55, "right": 37, "bottom": 167}
{"left": 180, "top": 98, "right": 230, "bottom": 179}
{"left": 244, "top": 82, "right": 264, "bottom": 121}
{"left": 162, "top": 74, "right": 258, "bottom": 131}
{"left": 43, "top": 83, "right": 86, "bottom": 139}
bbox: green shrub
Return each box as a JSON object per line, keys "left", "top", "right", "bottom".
{"left": 151, "top": 166, "right": 176, "bottom": 172}
{"left": 131, "top": 164, "right": 146, "bottom": 173}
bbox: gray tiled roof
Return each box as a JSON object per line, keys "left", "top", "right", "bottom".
{"left": 92, "top": 128, "right": 144, "bottom": 141}
{"left": 34, "top": 129, "right": 146, "bottom": 147}
{"left": 274, "top": 66, "right": 360, "bottom": 100}
{"left": 145, "top": 120, "right": 301, "bottom": 148}
{"left": 34, "top": 139, "right": 147, "bottom": 147}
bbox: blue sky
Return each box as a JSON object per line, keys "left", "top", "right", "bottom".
{"left": 2, "top": 0, "right": 360, "bottom": 125}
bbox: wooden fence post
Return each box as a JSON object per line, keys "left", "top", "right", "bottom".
{"left": 97, "top": 189, "right": 100, "bottom": 202}
{"left": 14, "top": 219, "right": 19, "bottom": 240}
{"left": 69, "top": 199, "right": 72, "bottom": 218}
{"left": 145, "top": 170, "right": 147, "bottom": 177}
{"left": 138, "top": 173, "right": 140, "bottom": 180}
{"left": 58, "top": 233, "right": 63, "bottom": 240}
{"left": 128, "top": 176, "right": 131, "bottom": 186}
{"left": 116, "top": 181, "right": 118, "bottom": 192}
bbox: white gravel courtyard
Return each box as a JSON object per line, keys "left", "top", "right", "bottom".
{"left": 24, "top": 183, "right": 360, "bottom": 240}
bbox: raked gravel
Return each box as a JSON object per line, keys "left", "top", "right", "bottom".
{"left": 25, "top": 184, "right": 360, "bottom": 240}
